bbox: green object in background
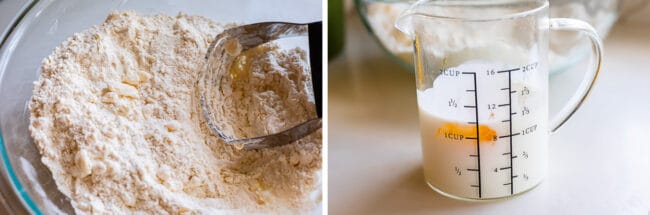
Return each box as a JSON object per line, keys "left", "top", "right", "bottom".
{"left": 328, "top": 0, "right": 344, "bottom": 59}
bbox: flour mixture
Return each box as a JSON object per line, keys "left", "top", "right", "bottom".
{"left": 28, "top": 11, "right": 320, "bottom": 214}
{"left": 209, "top": 43, "right": 317, "bottom": 139}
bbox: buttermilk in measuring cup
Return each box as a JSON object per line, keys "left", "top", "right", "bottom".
{"left": 417, "top": 43, "right": 548, "bottom": 199}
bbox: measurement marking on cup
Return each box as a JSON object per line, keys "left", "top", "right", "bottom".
{"left": 463, "top": 71, "right": 482, "bottom": 198}
{"left": 506, "top": 69, "right": 516, "bottom": 195}
{"left": 498, "top": 68, "right": 520, "bottom": 73}
{"left": 498, "top": 133, "right": 521, "bottom": 139}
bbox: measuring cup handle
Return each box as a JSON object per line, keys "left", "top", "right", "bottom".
{"left": 548, "top": 18, "right": 604, "bottom": 133}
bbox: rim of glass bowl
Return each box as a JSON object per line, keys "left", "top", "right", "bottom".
{"left": 0, "top": 130, "right": 41, "bottom": 214}
{"left": 0, "top": 0, "right": 50, "bottom": 214}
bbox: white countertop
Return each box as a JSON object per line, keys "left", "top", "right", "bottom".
{"left": 328, "top": 13, "right": 650, "bottom": 215}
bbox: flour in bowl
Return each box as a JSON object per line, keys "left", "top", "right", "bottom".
{"left": 29, "top": 11, "right": 320, "bottom": 214}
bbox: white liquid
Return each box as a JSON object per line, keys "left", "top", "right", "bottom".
{"left": 417, "top": 61, "right": 548, "bottom": 199}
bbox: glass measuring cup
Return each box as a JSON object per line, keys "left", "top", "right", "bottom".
{"left": 396, "top": 0, "right": 602, "bottom": 200}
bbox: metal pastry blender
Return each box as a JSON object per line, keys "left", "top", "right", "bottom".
{"left": 198, "top": 22, "right": 322, "bottom": 150}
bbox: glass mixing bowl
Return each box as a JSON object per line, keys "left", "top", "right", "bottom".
{"left": 0, "top": 0, "right": 321, "bottom": 214}
{"left": 355, "top": 0, "right": 619, "bottom": 73}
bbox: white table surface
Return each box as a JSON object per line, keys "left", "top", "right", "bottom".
{"left": 328, "top": 12, "right": 650, "bottom": 215}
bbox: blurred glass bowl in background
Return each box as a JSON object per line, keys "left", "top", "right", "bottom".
{"left": 355, "top": 0, "right": 619, "bottom": 73}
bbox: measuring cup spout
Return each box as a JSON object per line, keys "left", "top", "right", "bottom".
{"left": 395, "top": 8, "right": 416, "bottom": 39}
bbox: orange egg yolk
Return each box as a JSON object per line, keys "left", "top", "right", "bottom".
{"left": 436, "top": 123, "right": 498, "bottom": 143}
